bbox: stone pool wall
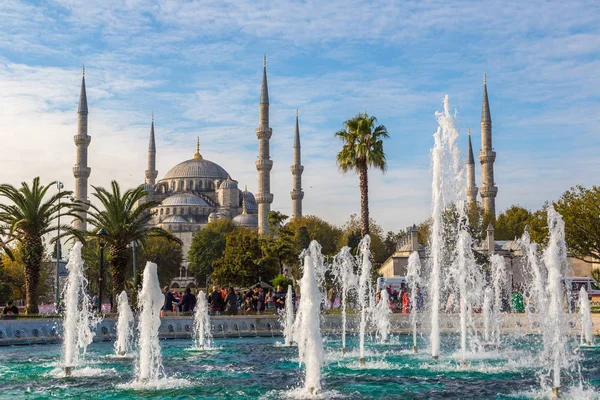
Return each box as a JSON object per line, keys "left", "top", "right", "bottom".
{"left": 1, "top": 313, "right": 598, "bottom": 346}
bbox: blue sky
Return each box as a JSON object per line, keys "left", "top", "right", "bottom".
{"left": 0, "top": 1, "right": 598, "bottom": 233}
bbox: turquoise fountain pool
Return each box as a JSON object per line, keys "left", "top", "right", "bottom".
{"left": 1, "top": 335, "right": 598, "bottom": 399}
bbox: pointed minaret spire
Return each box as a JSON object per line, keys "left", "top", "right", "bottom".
{"left": 256, "top": 56, "right": 274, "bottom": 234}
{"left": 290, "top": 108, "right": 304, "bottom": 219}
{"left": 466, "top": 127, "right": 478, "bottom": 207}
{"left": 73, "top": 66, "right": 92, "bottom": 232}
{"left": 478, "top": 74, "right": 498, "bottom": 216}
{"left": 242, "top": 197, "right": 248, "bottom": 215}
{"left": 145, "top": 113, "right": 158, "bottom": 185}
{"left": 193, "top": 137, "right": 203, "bottom": 160}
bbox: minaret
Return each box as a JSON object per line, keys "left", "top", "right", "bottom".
{"left": 73, "top": 66, "right": 91, "bottom": 232}
{"left": 466, "top": 127, "right": 478, "bottom": 208}
{"left": 478, "top": 73, "right": 498, "bottom": 216}
{"left": 145, "top": 113, "right": 158, "bottom": 185}
{"left": 255, "top": 55, "right": 274, "bottom": 234}
{"left": 290, "top": 108, "right": 304, "bottom": 219}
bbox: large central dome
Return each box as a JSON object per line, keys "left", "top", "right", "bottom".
{"left": 162, "top": 157, "right": 229, "bottom": 180}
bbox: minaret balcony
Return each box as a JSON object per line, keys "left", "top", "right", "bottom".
{"left": 479, "top": 185, "right": 498, "bottom": 198}
{"left": 478, "top": 151, "right": 496, "bottom": 164}
{"left": 255, "top": 159, "right": 273, "bottom": 171}
{"left": 290, "top": 165, "right": 304, "bottom": 174}
{"left": 73, "top": 166, "right": 91, "bottom": 178}
{"left": 255, "top": 193, "right": 274, "bottom": 204}
{"left": 290, "top": 190, "right": 304, "bottom": 200}
{"left": 145, "top": 170, "right": 158, "bottom": 180}
{"left": 73, "top": 134, "right": 91, "bottom": 146}
{"left": 255, "top": 127, "right": 273, "bottom": 140}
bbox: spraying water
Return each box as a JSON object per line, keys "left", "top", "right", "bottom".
{"left": 579, "top": 287, "right": 594, "bottom": 346}
{"left": 482, "top": 287, "right": 492, "bottom": 343}
{"left": 136, "top": 262, "right": 164, "bottom": 383}
{"left": 406, "top": 251, "right": 422, "bottom": 352}
{"left": 332, "top": 246, "right": 357, "bottom": 353}
{"left": 62, "top": 242, "right": 97, "bottom": 376}
{"left": 357, "top": 236, "right": 373, "bottom": 365}
{"left": 373, "top": 289, "right": 392, "bottom": 343}
{"left": 282, "top": 285, "right": 295, "bottom": 346}
{"left": 114, "top": 291, "right": 134, "bottom": 356}
{"left": 193, "top": 291, "right": 212, "bottom": 350}
{"left": 543, "top": 206, "right": 569, "bottom": 393}
{"left": 292, "top": 241, "right": 326, "bottom": 395}
{"left": 452, "top": 229, "right": 482, "bottom": 362}
{"left": 490, "top": 254, "right": 507, "bottom": 347}
{"left": 429, "top": 95, "right": 464, "bottom": 359}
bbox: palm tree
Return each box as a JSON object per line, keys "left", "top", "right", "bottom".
{"left": 72, "top": 181, "right": 181, "bottom": 310}
{"left": 335, "top": 113, "right": 389, "bottom": 237}
{"left": 0, "top": 177, "right": 75, "bottom": 313}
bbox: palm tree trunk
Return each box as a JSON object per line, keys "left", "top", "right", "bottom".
{"left": 109, "top": 244, "right": 128, "bottom": 312}
{"left": 359, "top": 163, "right": 370, "bottom": 237}
{"left": 23, "top": 236, "right": 43, "bottom": 314}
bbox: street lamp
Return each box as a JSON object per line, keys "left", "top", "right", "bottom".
{"left": 97, "top": 228, "right": 108, "bottom": 314}
{"left": 130, "top": 240, "right": 138, "bottom": 292}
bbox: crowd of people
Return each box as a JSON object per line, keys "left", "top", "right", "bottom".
{"left": 160, "top": 284, "right": 293, "bottom": 317}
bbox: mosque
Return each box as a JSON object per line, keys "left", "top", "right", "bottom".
{"left": 71, "top": 57, "right": 305, "bottom": 263}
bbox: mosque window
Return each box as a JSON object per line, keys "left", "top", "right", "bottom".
{"left": 170, "top": 181, "right": 175, "bottom": 191}
{"left": 179, "top": 180, "right": 184, "bottom": 191}
{"left": 189, "top": 180, "right": 193, "bottom": 191}
{"left": 160, "top": 209, "right": 163, "bottom": 215}
{"left": 166, "top": 208, "right": 170, "bottom": 215}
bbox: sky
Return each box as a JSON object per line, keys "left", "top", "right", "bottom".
{"left": 0, "top": 0, "right": 599, "bottom": 234}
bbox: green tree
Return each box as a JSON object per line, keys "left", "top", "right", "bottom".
{"left": 140, "top": 236, "right": 183, "bottom": 288}
{"left": 526, "top": 204, "right": 549, "bottom": 247}
{"left": 74, "top": 181, "right": 181, "bottom": 310}
{"left": 212, "top": 228, "right": 264, "bottom": 287}
{"left": 286, "top": 215, "right": 341, "bottom": 256}
{"left": 554, "top": 185, "right": 600, "bottom": 263}
{"left": 0, "top": 177, "right": 74, "bottom": 313}
{"left": 187, "top": 219, "right": 236, "bottom": 285}
{"left": 335, "top": 113, "right": 389, "bottom": 236}
{"left": 495, "top": 205, "right": 531, "bottom": 240}
{"left": 338, "top": 214, "right": 387, "bottom": 267}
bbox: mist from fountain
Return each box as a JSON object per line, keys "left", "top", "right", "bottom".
{"left": 579, "top": 287, "right": 594, "bottom": 346}
{"left": 406, "top": 251, "right": 422, "bottom": 352}
{"left": 373, "top": 289, "right": 392, "bottom": 343}
{"left": 543, "top": 206, "right": 570, "bottom": 393}
{"left": 193, "top": 291, "right": 213, "bottom": 350}
{"left": 114, "top": 291, "right": 134, "bottom": 356}
{"left": 293, "top": 241, "right": 326, "bottom": 395}
{"left": 282, "top": 285, "right": 295, "bottom": 346}
{"left": 62, "top": 242, "right": 97, "bottom": 376}
{"left": 357, "top": 236, "right": 373, "bottom": 364}
{"left": 135, "top": 262, "right": 164, "bottom": 383}
{"left": 331, "top": 246, "right": 357, "bottom": 353}
{"left": 490, "top": 254, "right": 507, "bottom": 348}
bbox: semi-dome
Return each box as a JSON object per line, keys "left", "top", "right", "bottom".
{"left": 219, "top": 176, "right": 238, "bottom": 190}
{"left": 162, "top": 158, "right": 229, "bottom": 181}
{"left": 232, "top": 213, "right": 258, "bottom": 228}
{"left": 161, "top": 193, "right": 209, "bottom": 206}
{"left": 162, "top": 215, "right": 188, "bottom": 223}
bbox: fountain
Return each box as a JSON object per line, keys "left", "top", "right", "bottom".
{"left": 357, "top": 236, "right": 373, "bottom": 365}
{"left": 406, "top": 251, "right": 421, "bottom": 353}
{"left": 543, "top": 206, "right": 570, "bottom": 397}
{"left": 331, "top": 246, "right": 357, "bottom": 353}
{"left": 114, "top": 291, "right": 134, "bottom": 356}
{"left": 292, "top": 241, "right": 326, "bottom": 395}
{"left": 579, "top": 287, "right": 594, "bottom": 346}
{"left": 61, "top": 242, "right": 97, "bottom": 377}
{"left": 193, "top": 291, "right": 212, "bottom": 350}
{"left": 490, "top": 254, "right": 507, "bottom": 348}
{"left": 282, "top": 285, "right": 294, "bottom": 346}
{"left": 135, "top": 261, "right": 164, "bottom": 383}
{"left": 482, "top": 287, "right": 492, "bottom": 343}
{"left": 373, "top": 289, "right": 392, "bottom": 343}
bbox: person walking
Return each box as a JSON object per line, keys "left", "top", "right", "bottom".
{"left": 175, "top": 287, "right": 197, "bottom": 314}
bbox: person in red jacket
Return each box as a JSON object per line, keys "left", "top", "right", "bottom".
{"left": 402, "top": 288, "right": 411, "bottom": 314}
